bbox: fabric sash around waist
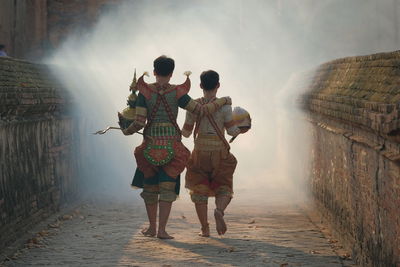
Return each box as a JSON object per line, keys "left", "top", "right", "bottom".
{"left": 194, "top": 134, "right": 226, "bottom": 151}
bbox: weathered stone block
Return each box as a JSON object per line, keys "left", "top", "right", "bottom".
{"left": 0, "top": 57, "right": 80, "bottom": 251}
{"left": 303, "top": 51, "right": 400, "bottom": 267}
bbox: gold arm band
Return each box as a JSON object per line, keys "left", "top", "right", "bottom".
{"left": 135, "top": 106, "right": 147, "bottom": 117}
{"left": 185, "top": 99, "right": 199, "bottom": 113}
{"left": 128, "top": 93, "right": 137, "bottom": 101}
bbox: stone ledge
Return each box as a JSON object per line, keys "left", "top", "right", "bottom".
{"left": 0, "top": 57, "right": 70, "bottom": 119}
{"left": 302, "top": 50, "right": 400, "bottom": 141}
{"left": 304, "top": 50, "right": 400, "bottom": 266}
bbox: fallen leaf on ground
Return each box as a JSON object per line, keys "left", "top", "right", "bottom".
{"left": 37, "top": 230, "right": 49, "bottom": 237}
{"left": 48, "top": 221, "right": 60, "bottom": 228}
{"left": 228, "top": 247, "right": 236, "bottom": 252}
{"left": 280, "top": 263, "right": 289, "bottom": 267}
{"left": 248, "top": 219, "right": 256, "bottom": 224}
{"left": 60, "top": 215, "right": 73, "bottom": 220}
{"left": 341, "top": 253, "right": 351, "bottom": 260}
{"left": 27, "top": 237, "right": 40, "bottom": 244}
{"left": 310, "top": 250, "right": 320, "bottom": 254}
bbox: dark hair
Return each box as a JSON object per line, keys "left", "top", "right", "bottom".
{"left": 0, "top": 44, "right": 5, "bottom": 50}
{"left": 200, "top": 70, "right": 219, "bottom": 91}
{"left": 153, "top": 55, "right": 175, "bottom": 76}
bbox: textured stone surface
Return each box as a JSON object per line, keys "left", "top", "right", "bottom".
{"left": 0, "top": 199, "right": 357, "bottom": 267}
{"left": 0, "top": 0, "right": 120, "bottom": 60}
{"left": 303, "top": 51, "right": 400, "bottom": 267}
{"left": 0, "top": 57, "right": 80, "bottom": 252}
{"left": 0, "top": 0, "right": 48, "bottom": 60}
{"left": 0, "top": 57, "right": 68, "bottom": 118}
{"left": 47, "top": 0, "right": 120, "bottom": 49}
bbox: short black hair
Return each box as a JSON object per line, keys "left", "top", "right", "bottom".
{"left": 0, "top": 44, "right": 5, "bottom": 50}
{"left": 200, "top": 70, "right": 219, "bottom": 91}
{"left": 153, "top": 55, "right": 175, "bottom": 76}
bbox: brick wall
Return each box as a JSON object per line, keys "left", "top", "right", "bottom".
{"left": 0, "top": 57, "right": 80, "bottom": 250}
{"left": 303, "top": 51, "right": 400, "bottom": 266}
{"left": 0, "top": 0, "right": 121, "bottom": 60}
{"left": 0, "top": 0, "right": 48, "bottom": 60}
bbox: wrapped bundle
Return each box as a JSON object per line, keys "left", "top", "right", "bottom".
{"left": 232, "top": 106, "right": 251, "bottom": 132}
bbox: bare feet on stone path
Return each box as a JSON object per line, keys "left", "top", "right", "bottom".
{"left": 157, "top": 230, "right": 174, "bottom": 239}
{"left": 214, "top": 208, "right": 227, "bottom": 235}
{"left": 198, "top": 223, "right": 210, "bottom": 237}
{"left": 141, "top": 227, "right": 156, "bottom": 237}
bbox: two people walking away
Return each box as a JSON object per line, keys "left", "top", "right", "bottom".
{"left": 120, "top": 56, "right": 231, "bottom": 239}
{"left": 120, "top": 55, "right": 249, "bottom": 239}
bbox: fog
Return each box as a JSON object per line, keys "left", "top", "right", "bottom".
{"left": 46, "top": 0, "right": 400, "bottom": 204}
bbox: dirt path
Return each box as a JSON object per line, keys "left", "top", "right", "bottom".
{"left": 2, "top": 196, "right": 357, "bottom": 267}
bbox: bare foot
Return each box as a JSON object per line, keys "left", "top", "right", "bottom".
{"left": 214, "top": 209, "right": 227, "bottom": 235}
{"left": 198, "top": 224, "right": 210, "bottom": 237}
{"left": 157, "top": 230, "right": 174, "bottom": 239}
{"left": 141, "top": 228, "right": 156, "bottom": 237}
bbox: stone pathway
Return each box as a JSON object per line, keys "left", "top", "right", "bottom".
{"left": 1, "top": 196, "right": 357, "bottom": 267}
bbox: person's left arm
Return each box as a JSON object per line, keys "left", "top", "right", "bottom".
{"left": 182, "top": 109, "right": 197, "bottom": 138}
{"left": 121, "top": 93, "right": 147, "bottom": 135}
{"left": 178, "top": 94, "right": 232, "bottom": 116}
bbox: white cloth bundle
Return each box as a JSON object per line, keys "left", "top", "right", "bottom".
{"left": 232, "top": 106, "right": 251, "bottom": 129}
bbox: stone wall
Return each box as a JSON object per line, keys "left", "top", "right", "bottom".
{"left": 0, "top": 0, "right": 120, "bottom": 60}
{"left": 0, "top": 57, "right": 80, "bottom": 250}
{"left": 303, "top": 51, "right": 400, "bottom": 266}
{"left": 0, "top": 0, "right": 48, "bottom": 60}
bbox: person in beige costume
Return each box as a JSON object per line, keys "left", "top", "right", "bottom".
{"left": 182, "top": 70, "right": 245, "bottom": 237}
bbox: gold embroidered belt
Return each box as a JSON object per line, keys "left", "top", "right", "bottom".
{"left": 194, "top": 134, "right": 225, "bottom": 151}
{"left": 145, "top": 122, "right": 180, "bottom": 140}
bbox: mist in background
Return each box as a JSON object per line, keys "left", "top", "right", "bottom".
{"left": 46, "top": 0, "right": 400, "bottom": 204}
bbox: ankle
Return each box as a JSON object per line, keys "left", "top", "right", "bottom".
{"left": 201, "top": 223, "right": 209, "bottom": 230}
{"left": 215, "top": 208, "right": 224, "bottom": 216}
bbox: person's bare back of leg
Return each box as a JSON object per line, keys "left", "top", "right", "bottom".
{"left": 215, "top": 195, "right": 231, "bottom": 235}
{"left": 195, "top": 203, "right": 210, "bottom": 237}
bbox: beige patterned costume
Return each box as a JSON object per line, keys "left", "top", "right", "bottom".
{"left": 183, "top": 97, "right": 240, "bottom": 204}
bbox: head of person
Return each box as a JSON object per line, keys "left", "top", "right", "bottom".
{"left": 153, "top": 55, "right": 175, "bottom": 78}
{"left": 0, "top": 44, "right": 5, "bottom": 51}
{"left": 200, "top": 70, "right": 220, "bottom": 92}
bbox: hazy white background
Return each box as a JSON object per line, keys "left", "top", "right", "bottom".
{"left": 47, "top": 0, "right": 400, "bottom": 204}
